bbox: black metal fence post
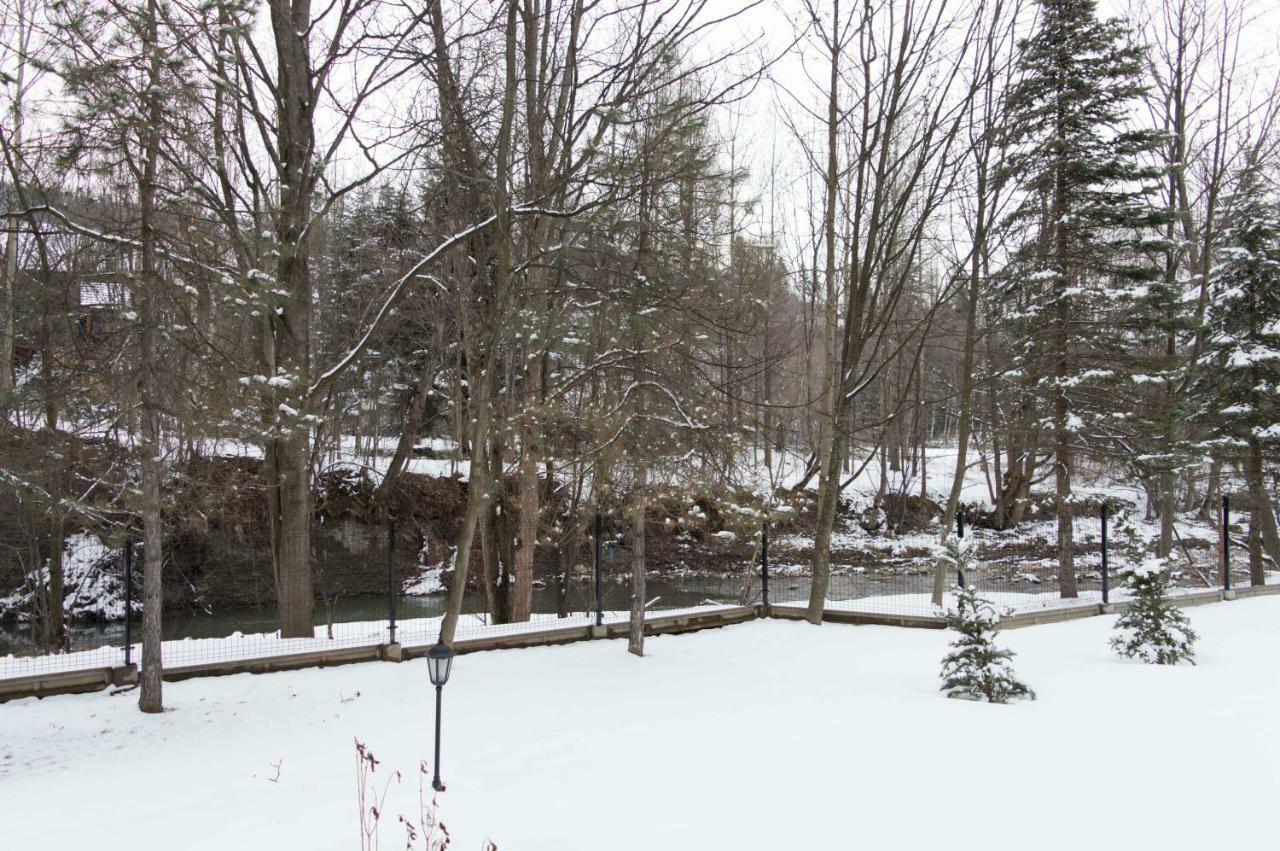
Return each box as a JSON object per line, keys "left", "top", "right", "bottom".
{"left": 594, "top": 512, "right": 603, "bottom": 626}
{"left": 955, "top": 508, "right": 966, "bottom": 588}
{"left": 123, "top": 537, "right": 134, "bottom": 667}
{"left": 1100, "top": 503, "right": 1109, "bottom": 606}
{"left": 387, "top": 520, "right": 398, "bottom": 644}
{"left": 761, "top": 520, "right": 770, "bottom": 610}
{"left": 1222, "top": 495, "right": 1231, "bottom": 592}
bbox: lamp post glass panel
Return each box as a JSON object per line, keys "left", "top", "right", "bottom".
{"left": 427, "top": 641, "right": 455, "bottom": 792}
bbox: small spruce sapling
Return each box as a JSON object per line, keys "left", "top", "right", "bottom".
{"left": 938, "top": 539, "right": 1035, "bottom": 703}
{"left": 1109, "top": 513, "right": 1197, "bottom": 665}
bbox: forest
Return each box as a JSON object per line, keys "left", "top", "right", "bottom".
{"left": 0, "top": 0, "right": 1278, "bottom": 712}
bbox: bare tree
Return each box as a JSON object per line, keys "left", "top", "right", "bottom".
{"left": 804, "top": 0, "right": 991, "bottom": 623}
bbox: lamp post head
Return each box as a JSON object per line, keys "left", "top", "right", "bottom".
{"left": 426, "top": 640, "right": 455, "bottom": 687}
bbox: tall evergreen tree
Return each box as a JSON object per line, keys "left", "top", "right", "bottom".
{"left": 1193, "top": 163, "right": 1280, "bottom": 577}
{"left": 53, "top": 0, "right": 205, "bottom": 712}
{"left": 1000, "top": 0, "right": 1170, "bottom": 596}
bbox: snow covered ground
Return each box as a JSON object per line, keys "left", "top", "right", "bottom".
{"left": 4, "top": 596, "right": 1279, "bottom": 850}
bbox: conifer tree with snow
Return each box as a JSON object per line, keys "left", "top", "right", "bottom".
{"left": 938, "top": 539, "right": 1035, "bottom": 703}
{"left": 998, "top": 0, "right": 1171, "bottom": 597}
{"left": 1109, "top": 511, "right": 1197, "bottom": 664}
{"left": 1192, "top": 162, "right": 1280, "bottom": 573}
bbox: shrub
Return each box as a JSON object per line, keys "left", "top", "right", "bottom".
{"left": 1108, "top": 512, "right": 1197, "bottom": 666}
{"left": 938, "top": 539, "right": 1035, "bottom": 703}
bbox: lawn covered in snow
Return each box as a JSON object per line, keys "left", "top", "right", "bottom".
{"left": 4, "top": 597, "right": 1279, "bottom": 850}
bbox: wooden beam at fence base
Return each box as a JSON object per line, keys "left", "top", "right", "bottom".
{"left": 1169, "top": 590, "right": 1228, "bottom": 609}
{"left": 615, "top": 605, "right": 758, "bottom": 638}
{"left": 416, "top": 623, "right": 595, "bottom": 657}
{"left": 0, "top": 667, "right": 115, "bottom": 702}
{"left": 404, "top": 606, "right": 762, "bottom": 659}
{"left": 1230, "top": 584, "right": 1280, "bottom": 600}
{"left": 1000, "top": 588, "right": 1243, "bottom": 630}
{"left": 162, "top": 644, "right": 384, "bottom": 682}
{"left": 111, "top": 664, "right": 138, "bottom": 686}
{"left": 768, "top": 605, "right": 947, "bottom": 630}
{"left": 997, "top": 604, "right": 1103, "bottom": 630}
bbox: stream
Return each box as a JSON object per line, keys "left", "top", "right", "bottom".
{"left": 0, "top": 575, "right": 753, "bottom": 657}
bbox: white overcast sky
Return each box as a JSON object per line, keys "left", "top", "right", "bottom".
{"left": 696, "top": 0, "right": 1280, "bottom": 250}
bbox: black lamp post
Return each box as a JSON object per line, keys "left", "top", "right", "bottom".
{"left": 426, "top": 639, "right": 456, "bottom": 792}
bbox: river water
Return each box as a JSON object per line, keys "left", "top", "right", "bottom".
{"left": 0, "top": 575, "right": 755, "bottom": 657}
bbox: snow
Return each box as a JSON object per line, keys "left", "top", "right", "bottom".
{"left": 1227, "top": 344, "right": 1280, "bottom": 368}
{"left": 402, "top": 566, "right": 446, "bottom": 596}
{"left": 1254, "top": 425, "right": 1280, "bottom": 441}
{"left": 1122, "top": 556, "right": 1169, "bottom": 578}
{"left": 763, "top": 442, "right": 1147, "bottom": 515}
{"left": 79, "top": 280, "right": 130, "bottom": 308}
{"left": 401, "top": 539, "right": 450, "bottom": 597}
{"left": 195, "top": 433, "right": 467, "bottom": 481}
{"left": 0, "top": 533, "right": 134, "bottom": 624}
{"left": 4, "top": 596, "right": 1280, "bottom": 850}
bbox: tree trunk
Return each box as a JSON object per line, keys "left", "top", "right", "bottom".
{"left": 737, "top": 536, "right": 762, "bottom": 607}
{"left": 439, "top": 423, "right": 491, "bottom": 645}
{"left": 0, "top": 0, "right": 26, "bottom": 399}
{"left": 556, "top": 546, "right": 573, "bottom": 619}
{"left": 1055, "top": 401, "right": 1077, "bottom": 598}
{"left": 511, "top": 426, "right": 538, "bottom": 622}
{"left": 374, "top": 351, "right": 439, "bottom": 501}
{"left": 44, "top": 510, "right": 66, "bottom": 652}
{"left": 480, "top": 491, "right": 510, "bottom": 624}
{"left": 138, "top": 0, "right": 167, "bottom": 711}
{"left": 138, "top": 425, "right": 164, "bottom": 713}
{"left": 1248, "top": 497, "right": 1263, "bottom": 587}
{"left": 1244, "top": 438, "right": 1280, "bottom": 576}
{"left": 1052, "top": 82, "right": 1076, "bottom": 598}
{"left": 809, "top": 410, "right": 849, "bottom": 623}
{"left": 808, "top": 5, "right": 841, "bottom": 626}
{"left": 443, "top": 0, "right": 520, "bottom": 637}
{"left": 1157, "top": 470, "right": 1175, "bottom": 559}
{"left": 1200, "top": 460, "right": 1221, "bottom": 522}
{"left": 628, "top": 465, "right": 647, "bottom": 657}
{"left": 272, "top": 435, "right": 315, "bottom": 637}
{"left": 264, "top": 0, "right": 320, "bottom": 639}
{"left": 936, "top": 157, "right": 985, "bottom": 604}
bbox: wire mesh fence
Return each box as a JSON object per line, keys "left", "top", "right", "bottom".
{"left": 767, "top": 499, "right": 1274, "bottom": 619}
{"left": 0, "top": 529, "right": 133, "bottom": 677}
{"left": 1, "top": 498, "right": 1275, "bottom": 685}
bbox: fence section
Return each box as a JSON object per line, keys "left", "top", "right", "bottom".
{"left": 2, "top": 496, "right": 1277, "bottom": 687}
{"left": 767, "top": 499, "right": 1276, "bottom": 621}
{"left": 0, "top": 530, "right": 133, "bottom": 676}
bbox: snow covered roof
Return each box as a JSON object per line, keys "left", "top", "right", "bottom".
{"left": 79, "top": 280, "right": 130, "bottom": 308}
